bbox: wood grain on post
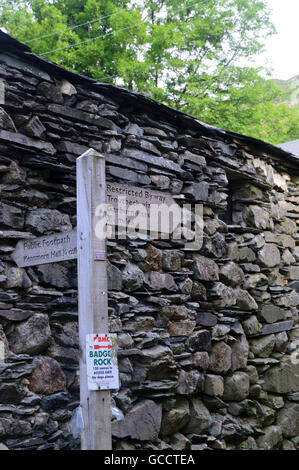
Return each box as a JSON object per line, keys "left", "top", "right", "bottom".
{"left": 76, "top": 148, "right": 111, "bottom": 450}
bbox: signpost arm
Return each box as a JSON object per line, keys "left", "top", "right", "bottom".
{"left": 77, "top": 148, "right": 111, "bottom": 450}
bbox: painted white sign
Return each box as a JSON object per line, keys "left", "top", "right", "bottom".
{"left": 86, "top": 333, "right": 119, "bottom": 391}
{"left": 12, "top": 230, "right": 77, "bottom": 267}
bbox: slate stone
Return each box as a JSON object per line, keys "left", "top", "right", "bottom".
{"left": 262, "top": 355, "right": 299, "bottom": 394}
{"left": 219, "top": 261, "right": 245, "bottom": 287}
{"left": 25, "top": 209, "right": 72, "bottom": 234}
{"left": 0, "top": 309, "right": 33, "bottom": 322}
{"left": 107, "top": 262, "right": 123, "bottom": 290}
{"left": 260, "top": 320, "right": 294, "bottom": 335}
{"left": 9, "top": 313, "right": 51, "bottom": 355}
{"left": 24, "top": 116, "right": 46, "bottom": 138}
{"left": 192, "top": 255, "right": 219, "bottom": 281}
{"left": 168, "top": 320, "right": 196, "bottom": 337}
{"left": 196, "top": 312, "right": 217, "bottom": 327}
{"left": 0, "top": 383, "right": 23, "bottom": 404}
{"left": 0, "top": 202, "right": 24, "bottom": 229}
{"left": 107, "top": 165, "right": 151, "bottom": 185}
{"left": 208, "top": 342, "right": 232, "bottom": 374}
{"left": 144, "top": 271, "right": 177, "bottom": 292}
{"left": 250, "top": 335, "right": 275, "bottom": 358}
{"left": 223, "top": 372, "right": 250, "bottom": 401}
{"left": 122, "top": 148, "right": 183, "bottom": 174}
{"left": 231, "top": 335, "right": 249, "bottom": 371}
{"left": 40, "top": 392, "right": 70, "bottom": 410}
{"left": 259, "top": 304, "right": 285, "bottom": 324}
{"left": 28, "top": 357, "right": 66, "bottom": 395}
{"left": 176, "top": 369, "right": 204, "bottom": 396}
{"left": 57, "top": 141, "right": 89, "bottom": 155}
{"left": 204, "top": 375, "right": 224, "bottom": 397}
{"left": 188, "top": 329, "right": 211, "bottom": 352}
{"left": 256, "top": 425, "right": 282, "bottom": 450}
{"left": 0, "top": 107, "right": 16, "bottom": 132}
{"left": 277, "top": 403, "right": 299, "bottom": 438}
{"left": 183, "top": 398, "right": 211, "bottom": 433}
{"left": 258, "top": 244, "right": 281, "bottom": 268}
{"left": 112, "top": 399, "right": 162, "bottom": 441}
{"left": 161, "top": 398, "right": 190, "bottom": 436}
{"left": 48, "top": 104, "right": 116, "bottom": 129}
{"left": 0, "top": 130, "right": 56, "bottom": 155}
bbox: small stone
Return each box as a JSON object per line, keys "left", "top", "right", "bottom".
{"left": 244, "top": 365, "right": 259, "bottom": 384}
{"left": 219, "top": 262, "right": 245, "bottom": 287}
{"left": 275, "top": 331, "right": 288, "bottom": 353}
{"left": 258, "top": 244, "right": 281, "bottom": 268}
{"left": 165, "top": 432, "right": 191, "bottom": 450}
{"left": 0, "top": 107, "right": 16, "bottom": 132}
{"left": 250, "top": 335, "right": 275, "bottom": 358}
{"left": 193, "top": 352, "right": 209, "bottom": 371}
{"left": 28, "top": 357, "right": 66, "bottom": 395}
{"left": 259, "top": 304, "right": 285, "bottom": 324}
{"left": 9, "top": 313, "right": 51, "bottom": 355}
{"left": 161, "top": 398, "right": 190, "bottom": 436}
{"left": 151, "top": 174, "right": 170, "bottom": 189}
{"left": 5, "top": 267, "right": 32, "bottom": 289}
{"left": 261, "top": 321, "right": 293, "bottom": 335}
{"left": 144, "top": 271, "right": 177, "bottom": 291}
{"left": 146, "top": 245, "right": 163, "bottom": 271}
{"left": 168, "top": 320, "right": 196, "bottom": 337}
{"left": 242, "top": 316, "right": 261, "bottom": 336}
{"left": 122, "top": 263, "right": 144, "bottom": 292}
{"left": 36, "top": 263, "right": 76, "bottom": 289}
{"left": 192, "top": 255, "right": 219, "bottom": 281}
{"left": 107, "top": 262, "right": 123, "bottom": 290}
{"left": 24, "top": 116, "right": 46, "bottom": 138}
{"left": 244, "top": 273, "right": 268, "bottom": 289}
{"left": 256, "top": 425, "right": 282, "bottom": 450}
{"left": 243, "top": 205, "right": 270, "bottom": 230}
{"left": 188, "top": 329, "right": 211, "bottom": 352}
{"left": 262, "top": 355, "right": 299, "bottom": 394}
{"left": 0, "top": 383, "right": 23, "bottom": 404}
{"left": 1, "top": 161, "right": 26, "bottom": 184}
{"left": 0, "top": 202, "right": 24, "bottom": 229}
{"left": 204, "top": 375, "right": 224, "bottom": 397}
{"left": 196, "top": 312, "right": 217, "bottom": 327}
{"left": 162, "top": 250, "right": 182, "bottom": 272}
{"left": 183, "top": 182, "right": 209, "bottom": 201}
{"left": 40, "top": 392, "right": 70, "bottom": 410}
{"left": 60, "top": 79, "right": 77, "bottom": 96}
{"left": 38, "top": 82, "right": 63, "bottom": 103}
{"left": 277, "top": 403, "right": 299, "bottom": 438}
{"left": 183, "top": 398, "right": 211, "bottom": 433}
{"left": 176, "top": 369, "right": 203, "bottom": 396}
{"left": 223, "top": 372, "right": 250, "bottom": 401}
{"left": 235, "top": 289, "right": 258, "bottom": 310}
{"left": 25, "top": 209, "right": 72, "bottom": 234}
{"left": 112, "top": 399, "right": 162, "bottom": 441}
{"left": 231, "top": 335, "right": 249, "bottom": 371}
{"left": 162, "top": 305, "right": 191, "bottom": 321}
{"left": 208, "top": 342, "right": 232, "bottom": 374}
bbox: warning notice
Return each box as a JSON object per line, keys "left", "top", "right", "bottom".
{"left": 86, "top": 333, "right": 119, "bottom": 391}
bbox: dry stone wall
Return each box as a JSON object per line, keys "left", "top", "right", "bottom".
{"left": 0, "top": 51, "right": 298, "bottom": 451}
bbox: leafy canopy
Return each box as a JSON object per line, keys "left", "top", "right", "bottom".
{"left": 1, "top": 0, "right": 299, "bottom": 144}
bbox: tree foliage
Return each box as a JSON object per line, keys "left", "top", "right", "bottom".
{"left": 1, "top": 0, "right": 299, "bottom": 144}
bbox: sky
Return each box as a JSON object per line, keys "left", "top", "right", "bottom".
{"left": 256, "top": 0, "right": 299, "bottom": 80}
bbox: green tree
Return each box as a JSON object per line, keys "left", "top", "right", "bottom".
{"left": 1, "top": 0, "right": 299, "bottom": 144}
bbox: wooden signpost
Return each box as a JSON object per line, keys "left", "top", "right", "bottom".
{"left": 10, "top": 148, "right": 182, "bottom": 450}
{"left": 76, "top": 148, "right": 111, "bottom": 450}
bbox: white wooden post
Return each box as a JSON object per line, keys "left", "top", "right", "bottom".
{"left": 76, "top": 148, "right": 111, "bottom": 450}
